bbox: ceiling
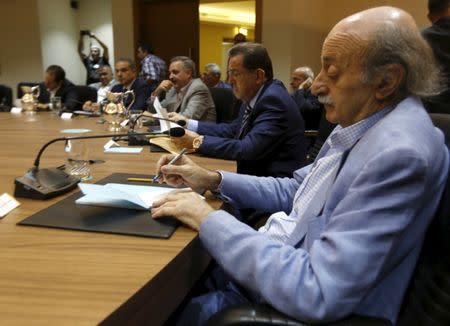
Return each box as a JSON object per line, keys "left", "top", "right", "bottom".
{"left": 199, "top": 1, "right": 255, "bottom": 27}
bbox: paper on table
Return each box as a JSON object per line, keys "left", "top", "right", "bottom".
{"left": 104, "top": 147, "right": 143, "bottom": 153}
{"left": 0, "top": 193, "right": 20, "bottom": 218}
{"left": 76, "top": 183, "right": 176, "bottom": 210}
{"left": 153, "top": 97, "right": 179, "bottom": 132}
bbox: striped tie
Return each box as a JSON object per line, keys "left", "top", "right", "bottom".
{"left": 238, "top": 104, "right": 252, "bottom": 138}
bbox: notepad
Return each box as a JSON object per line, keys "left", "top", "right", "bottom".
{"left": 76, "top": 183, "right": 176, "bottom": 210}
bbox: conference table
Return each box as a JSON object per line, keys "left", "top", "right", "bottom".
{"left": 0, "top": 111, "right": 236, "bottom": 325}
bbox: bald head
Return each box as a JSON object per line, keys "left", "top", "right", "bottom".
{"left": 311, "top": 6, "right": 443, "bottom": 127}
{"left": 326, "top": 6, "right": 442, "bottom": 99}
{"left": 290, "top": 66, "right": 314, "bottom": 91}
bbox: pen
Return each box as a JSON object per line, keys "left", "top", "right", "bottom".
{"left": 127, "top": 177, "right": 153, "bottom": 182}
{"left": 152, "top": 147, "right": 188, "bottom": 182}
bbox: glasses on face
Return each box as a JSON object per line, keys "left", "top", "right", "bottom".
{"left": 227, "top": 69, "right": 243, "bottom": 78}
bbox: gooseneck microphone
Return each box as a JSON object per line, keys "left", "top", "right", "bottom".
{"left": 14, "top": 129, "right": 185, "bottom": 200}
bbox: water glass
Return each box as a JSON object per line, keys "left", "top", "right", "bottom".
{"left": 64, "top": 140, "right": 91, "bottom": 181}
{"left": 51, "top": 96, "right": 62, "bottom": 115}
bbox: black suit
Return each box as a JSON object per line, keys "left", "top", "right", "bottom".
{"left": 37, "top": 79, "right": 78, "bottom": 111}
{"left": 110, "top": 78, "right": 151, "bottom": 112}
{"left": 422, "top": 16, "right": 450, "bottom": 114}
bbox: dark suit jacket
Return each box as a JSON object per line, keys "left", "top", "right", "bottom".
{"left": 197, "top": 79, "right": 307, "bottom": 177}
{"left": 38, "top": 79, "right": 78, "bottom": 110}
{"left": 111, "top": 78, "right": 151, "bottom": 112}
{"left": 291, "top": 89, "right": 323, "bottom": 130}
{"left": 422, "top": 16, "right": 450, "bottom": 114}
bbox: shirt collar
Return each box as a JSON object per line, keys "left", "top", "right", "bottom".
{"left": 178, "top": 79, "right": 193, "bottom": 95}
{"left": 248, "top": 84, "right": 265, "bottom": 109}
{"left": 327, "top": 106, "right": 393, "bottom": 151}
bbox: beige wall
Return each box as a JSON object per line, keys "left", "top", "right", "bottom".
{"left": 262, "top": 0, "right": 431, "bottom": 88}
{"left": 111, "top": 0, "right": 134, "bottom": 60}
{"left": 0, "top": 0, "right": 43, "bottom": 99}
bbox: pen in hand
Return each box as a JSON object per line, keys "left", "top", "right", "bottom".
{"left": 153, "top": 148, "right": 188, "bottom": 182}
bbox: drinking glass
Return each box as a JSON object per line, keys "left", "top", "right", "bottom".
{"left": 51, "top": 96, "right": 62, "bottom": 115}
{"left": 64, "top": 140, "right": 91, "bottom": 181}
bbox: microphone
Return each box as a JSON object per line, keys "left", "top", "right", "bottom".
{"left": 14, "top": 131, "right": 168, "bottom": 200}
{"left": 127, "top": 127, "right": 185, "bottom": 145}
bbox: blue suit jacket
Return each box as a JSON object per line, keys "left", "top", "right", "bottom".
{"left": 199, "top": 97, "right": 449, "bottom": 323}
{"left": 197, "top": 79, "right": 307, "bottom": 177}
{"left": 111, "top": 78, "right": 150, "bottom": 112}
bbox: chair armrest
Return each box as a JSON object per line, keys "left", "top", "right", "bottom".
{"left": 206, "top": 303, "right": 392, "bottom": 326}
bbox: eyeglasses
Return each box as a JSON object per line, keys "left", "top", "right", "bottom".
{"left": 227, "top": 69, "right": 243, "bottom": 78}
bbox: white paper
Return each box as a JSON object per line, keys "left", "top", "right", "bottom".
{"left": 153, "top": 97, "right": 179, "bottom": 132}
{"left": 10, "top": 107, "right": 22, "bottom": 114}
{"left": 0, "top": 193, "right": 20, "bottom": 218}
{"left": 60, "top": 112, "right": 73, "bottom": 120}
{"left": 104, "top": 139, "right": 120, "bottom": 150}
{"left": 104, "top": 147, "right": 143, "bottom": 153}
{"left": 76, "top": 183, "right": 176, "bottom": 210}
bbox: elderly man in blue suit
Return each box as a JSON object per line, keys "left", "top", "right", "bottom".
{"left": 152, "top": 6, "right": 449, "bottom": 326}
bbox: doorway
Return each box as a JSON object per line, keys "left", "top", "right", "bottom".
{"left": 199, "top": 0, "right": 258, "bottom": 81}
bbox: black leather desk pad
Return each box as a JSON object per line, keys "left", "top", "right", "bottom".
{"left": 18, "top": 173, "right": 179, "bottom": 239}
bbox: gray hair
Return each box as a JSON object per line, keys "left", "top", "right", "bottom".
{"left": 205, "top": 63, "right": 221, "bottom": 76}
{"left": 296, "top": 66, "right": 314, "bottom": 80}
{"left": 362, "top": 24, "right": 444, "bottom": 99}
{"left": 171, "top": 56, "right": 197, "bottom": 78}
{"left": 115, "top": 57, "right": 137, "bottom": 71}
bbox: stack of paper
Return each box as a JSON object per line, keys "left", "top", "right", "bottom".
{"left": 76, "top": 183, "right": 176, "bottom": 210}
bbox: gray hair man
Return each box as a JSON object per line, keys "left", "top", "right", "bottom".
{"left": 201, "top": 63, "right": 231, "bottom": 89}
{"left": 151, "top": 56, "right": 216, "bottom": 122}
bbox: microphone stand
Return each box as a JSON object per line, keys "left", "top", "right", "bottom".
{"left": 14, "top": 131, "right": 168, "bottom": 200}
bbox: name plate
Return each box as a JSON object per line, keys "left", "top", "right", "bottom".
{"left": 10, "top": 107, "right": 22, "bottom": 114}
{"left": 61, "top": 112, "right": 73, "bottom": 120}
{"left": 0, "top": 193, "right": 20, "bottom": 218}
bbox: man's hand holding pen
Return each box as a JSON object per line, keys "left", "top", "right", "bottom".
{"left": 152, "top": 154, "right": 222, "bottom": 230}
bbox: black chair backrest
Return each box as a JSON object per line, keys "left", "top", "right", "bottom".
{"left": 209, "top": 87, "right": 241, "bottom": 123}
{"left": 306, "top": 111, "right": 336, "bottom": 164}
{"left": 397, "top": 113, "right": 450, "bottom": 326}
{"left": 65, "top": 85, "right": 98, "bottom": 111}
{"left": 0, "top": 84, "right": 13, "bottom": 110}
{"left": 17, "top": 82, "right": 40, "bottom": 99}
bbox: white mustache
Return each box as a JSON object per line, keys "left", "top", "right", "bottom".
{"left": 318, "top": 95, "right": 334, "bottom": 105}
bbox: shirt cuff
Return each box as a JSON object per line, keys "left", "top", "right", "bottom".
{"left": 187, "top": 119, "right": 198, "bottom": 132}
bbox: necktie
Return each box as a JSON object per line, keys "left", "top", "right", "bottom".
{"left": 238, "top": 104, "right": 252, "bottom": 138}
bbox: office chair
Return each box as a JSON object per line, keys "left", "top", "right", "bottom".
{"left": 16, "top": 82, "right": 40, "bottom": 99}
{"left": 0, "top": 84, "right": 13, "bottom": 111}
{"left": 209, "top": 87, "right": 241, "bottom": 123}
{"left": 207, "top": 113, "right": 450, "bottom": 326}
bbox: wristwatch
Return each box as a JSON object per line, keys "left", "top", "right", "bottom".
{"left": 192, "top": 136, "right": 204, "bottom": 150}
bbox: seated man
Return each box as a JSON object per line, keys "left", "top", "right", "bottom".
{"left": 110, "top": 58, "right": 151, "bottom": 112}
{"left": 150, "top": 56, "right": 216, "bottom": 122}
{"left": 37, "top": 65, "right": 77, "bottom": 111}
{"left": 201, "top": 63, "right": 231, "bottom": 89}
{"left": 167, "top": 43, "right": 307, "bottom": 178}
{"left": 290, "top": 66, "right": 323, "bottom": 130}
{"left": 152, "top": 7, "right": 449, "bottom": 325}
{"left": 83, "top": 65, "right": 117, "bottom": 112}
